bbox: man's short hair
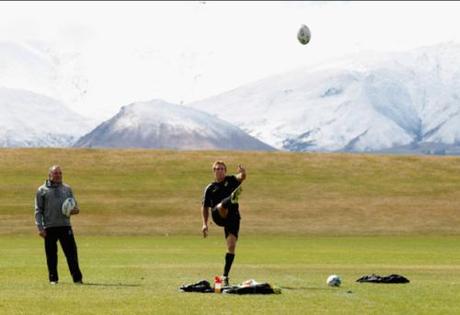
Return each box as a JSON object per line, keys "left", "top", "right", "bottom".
{"left": 212, "top": 161, "right": 227, "bottom": 171}
{"left": 49, "top": 165, "right": 61, "bottom": 174}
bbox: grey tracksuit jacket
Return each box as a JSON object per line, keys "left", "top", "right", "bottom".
{"left": 35, "top": 180, "right": 78, "bottom": 231}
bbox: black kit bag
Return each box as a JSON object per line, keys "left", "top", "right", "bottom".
{"left": 179, "top": 280, "right": 214, "bottom": 293}
{"left": 223, "top": 283, "right": 281, "bottom": 295}
{"left": 356, "top": 274, "right": 410, "bottom": 284}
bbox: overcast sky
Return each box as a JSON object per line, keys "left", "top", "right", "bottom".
{"left": 2, "top": 1, "right": 460, "bottom": 119}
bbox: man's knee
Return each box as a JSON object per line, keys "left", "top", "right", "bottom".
{"left": 227, "top": 245, "right": 236, "bottom": 253}
{"left": 226, "top": 235, "right": 237, "bottom": 253}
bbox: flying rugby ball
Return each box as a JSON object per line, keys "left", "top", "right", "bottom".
{"left": 297, "top": 24, "right": 311, "bottom": 45}
{"left": 62, "top": 197, "right": 76, "bottom": 217}
{"left": 327, "top": 275, "right": 342, "bottom": 287}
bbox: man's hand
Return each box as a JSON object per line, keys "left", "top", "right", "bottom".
{"left": 202, "top": 224, "right": 208, "bottom": 238}
{"left": 70, "top": 207, "right": 80, "bottom": 215}
{"left": 236, "top": 164, "right": 246, "bottom": 182}
{"left": 38, "top": 230, "right": 47, "bottom": 238}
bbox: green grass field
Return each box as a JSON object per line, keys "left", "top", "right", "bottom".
{"left": 1, "top": 235, "right": 459, "bottom": 314}
{"left": 0, "top": 149, "right": 459, "bottom": 314}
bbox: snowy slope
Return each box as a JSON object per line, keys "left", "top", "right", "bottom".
{"left": 187, "top": 42, "right": 460, "bottom": 153}
{"left": 0, "top": 40, "right": 88, "bottom": 112}
{"left": 0, "top": 87, "right": 94, "bottom": 147}
{"left": 74, "top": 99, "right": 274, "bottom": 150}
{"left": 0, "top": 41, "right": 56, "bottom": 96}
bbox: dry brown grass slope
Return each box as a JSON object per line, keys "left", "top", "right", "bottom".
{"left": 0, "top": 148, "right": 459, "bottom": 235}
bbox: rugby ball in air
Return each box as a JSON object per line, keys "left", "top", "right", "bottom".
{"left": 327, "top": 275, "right": 342, "bottom": 287}
{"left": 62, "top": 197, "right": 76, "bottom": 217}
{"left": 297, "top": 24, "right": 311, "bottom": 45}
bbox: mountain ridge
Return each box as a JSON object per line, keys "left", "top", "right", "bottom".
{"left": 74, "top": 99, "right": 275, "bottom": 150}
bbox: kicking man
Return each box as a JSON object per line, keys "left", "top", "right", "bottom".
{"left": 201, "top": 161, "right": 246, "bottom": 286}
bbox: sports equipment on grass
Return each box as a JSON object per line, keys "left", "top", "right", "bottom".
{"left": 327, "top": 275, "right": 341, "bottom": 287}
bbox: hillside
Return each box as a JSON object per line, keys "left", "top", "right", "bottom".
{"left": 74, "top": 100, "right": 274, "bottom": 150}
{"left": 0, "top": 40, "right": 88, "bottom": 114}
{"left": 0, "top": 87, "right": 94, "bottom": 147}
{"left": 3, "top": 41, "right": 460, "bottom": 152}
{"left": 1, "top": 149, "right": 459, "bottom": 235}
{"left": 188, "top": 43, "right": 460, "bottom": 154}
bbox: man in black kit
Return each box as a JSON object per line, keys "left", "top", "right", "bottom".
{"left": 201, "top": 160, "right": 246, "bottom": 286}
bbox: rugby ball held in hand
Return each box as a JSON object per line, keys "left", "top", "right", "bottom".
{"left": 62, "top": 197, "right": 76, "bottom": 217}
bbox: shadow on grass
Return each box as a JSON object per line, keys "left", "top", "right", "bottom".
{"left": 82, "top": 282, "right": 141, "bottom": 287}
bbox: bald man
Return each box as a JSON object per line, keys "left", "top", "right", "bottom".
{"left": 35, "top": 165, "right": 83, "bottom": 285}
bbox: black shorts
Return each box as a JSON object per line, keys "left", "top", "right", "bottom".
{"left": 211, "top": 203, "right": 241, "bottom": 239}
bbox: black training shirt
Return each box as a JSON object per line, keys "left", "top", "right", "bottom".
{"left": 202, "top": 175, "right": 240, "bottom": 208}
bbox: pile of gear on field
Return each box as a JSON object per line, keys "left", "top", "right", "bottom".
{"left": 179, "top": 273, "right": 410, "bottom": 294}
{"left": 179, "top": 278, "right": 281, "bottom": 295}
{"left": 356, "top": 274, "right": 410, "bottom": 284}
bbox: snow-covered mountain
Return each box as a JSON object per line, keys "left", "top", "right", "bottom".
{"left": 0, "top": 40, "right": 89, "bottom": 112}
{"left": 187, "top": 42, "right": 460, "bottom": 154}
{"left": 0, "top": 87, "right": 94, "bottom": 147}
{"left": 0, "top": 41, "right": 56, "bottom": 96}
{"left": 74, "top": 99, "right": 274, "bottom": 150}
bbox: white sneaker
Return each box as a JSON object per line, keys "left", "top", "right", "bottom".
{"left": 50, "top": 281, "right": 58, "bottom": 285}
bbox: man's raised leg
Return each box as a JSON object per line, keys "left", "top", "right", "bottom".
{"left": 217, "top": 186, "right": 243, "bottom": 219}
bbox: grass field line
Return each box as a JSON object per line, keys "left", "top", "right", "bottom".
{"left": 95, "top": 263, "right": 460, "bottom": 270}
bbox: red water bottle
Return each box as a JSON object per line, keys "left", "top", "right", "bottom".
{"left": 214, "top": 276, "right": 222, "bottom": 293}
